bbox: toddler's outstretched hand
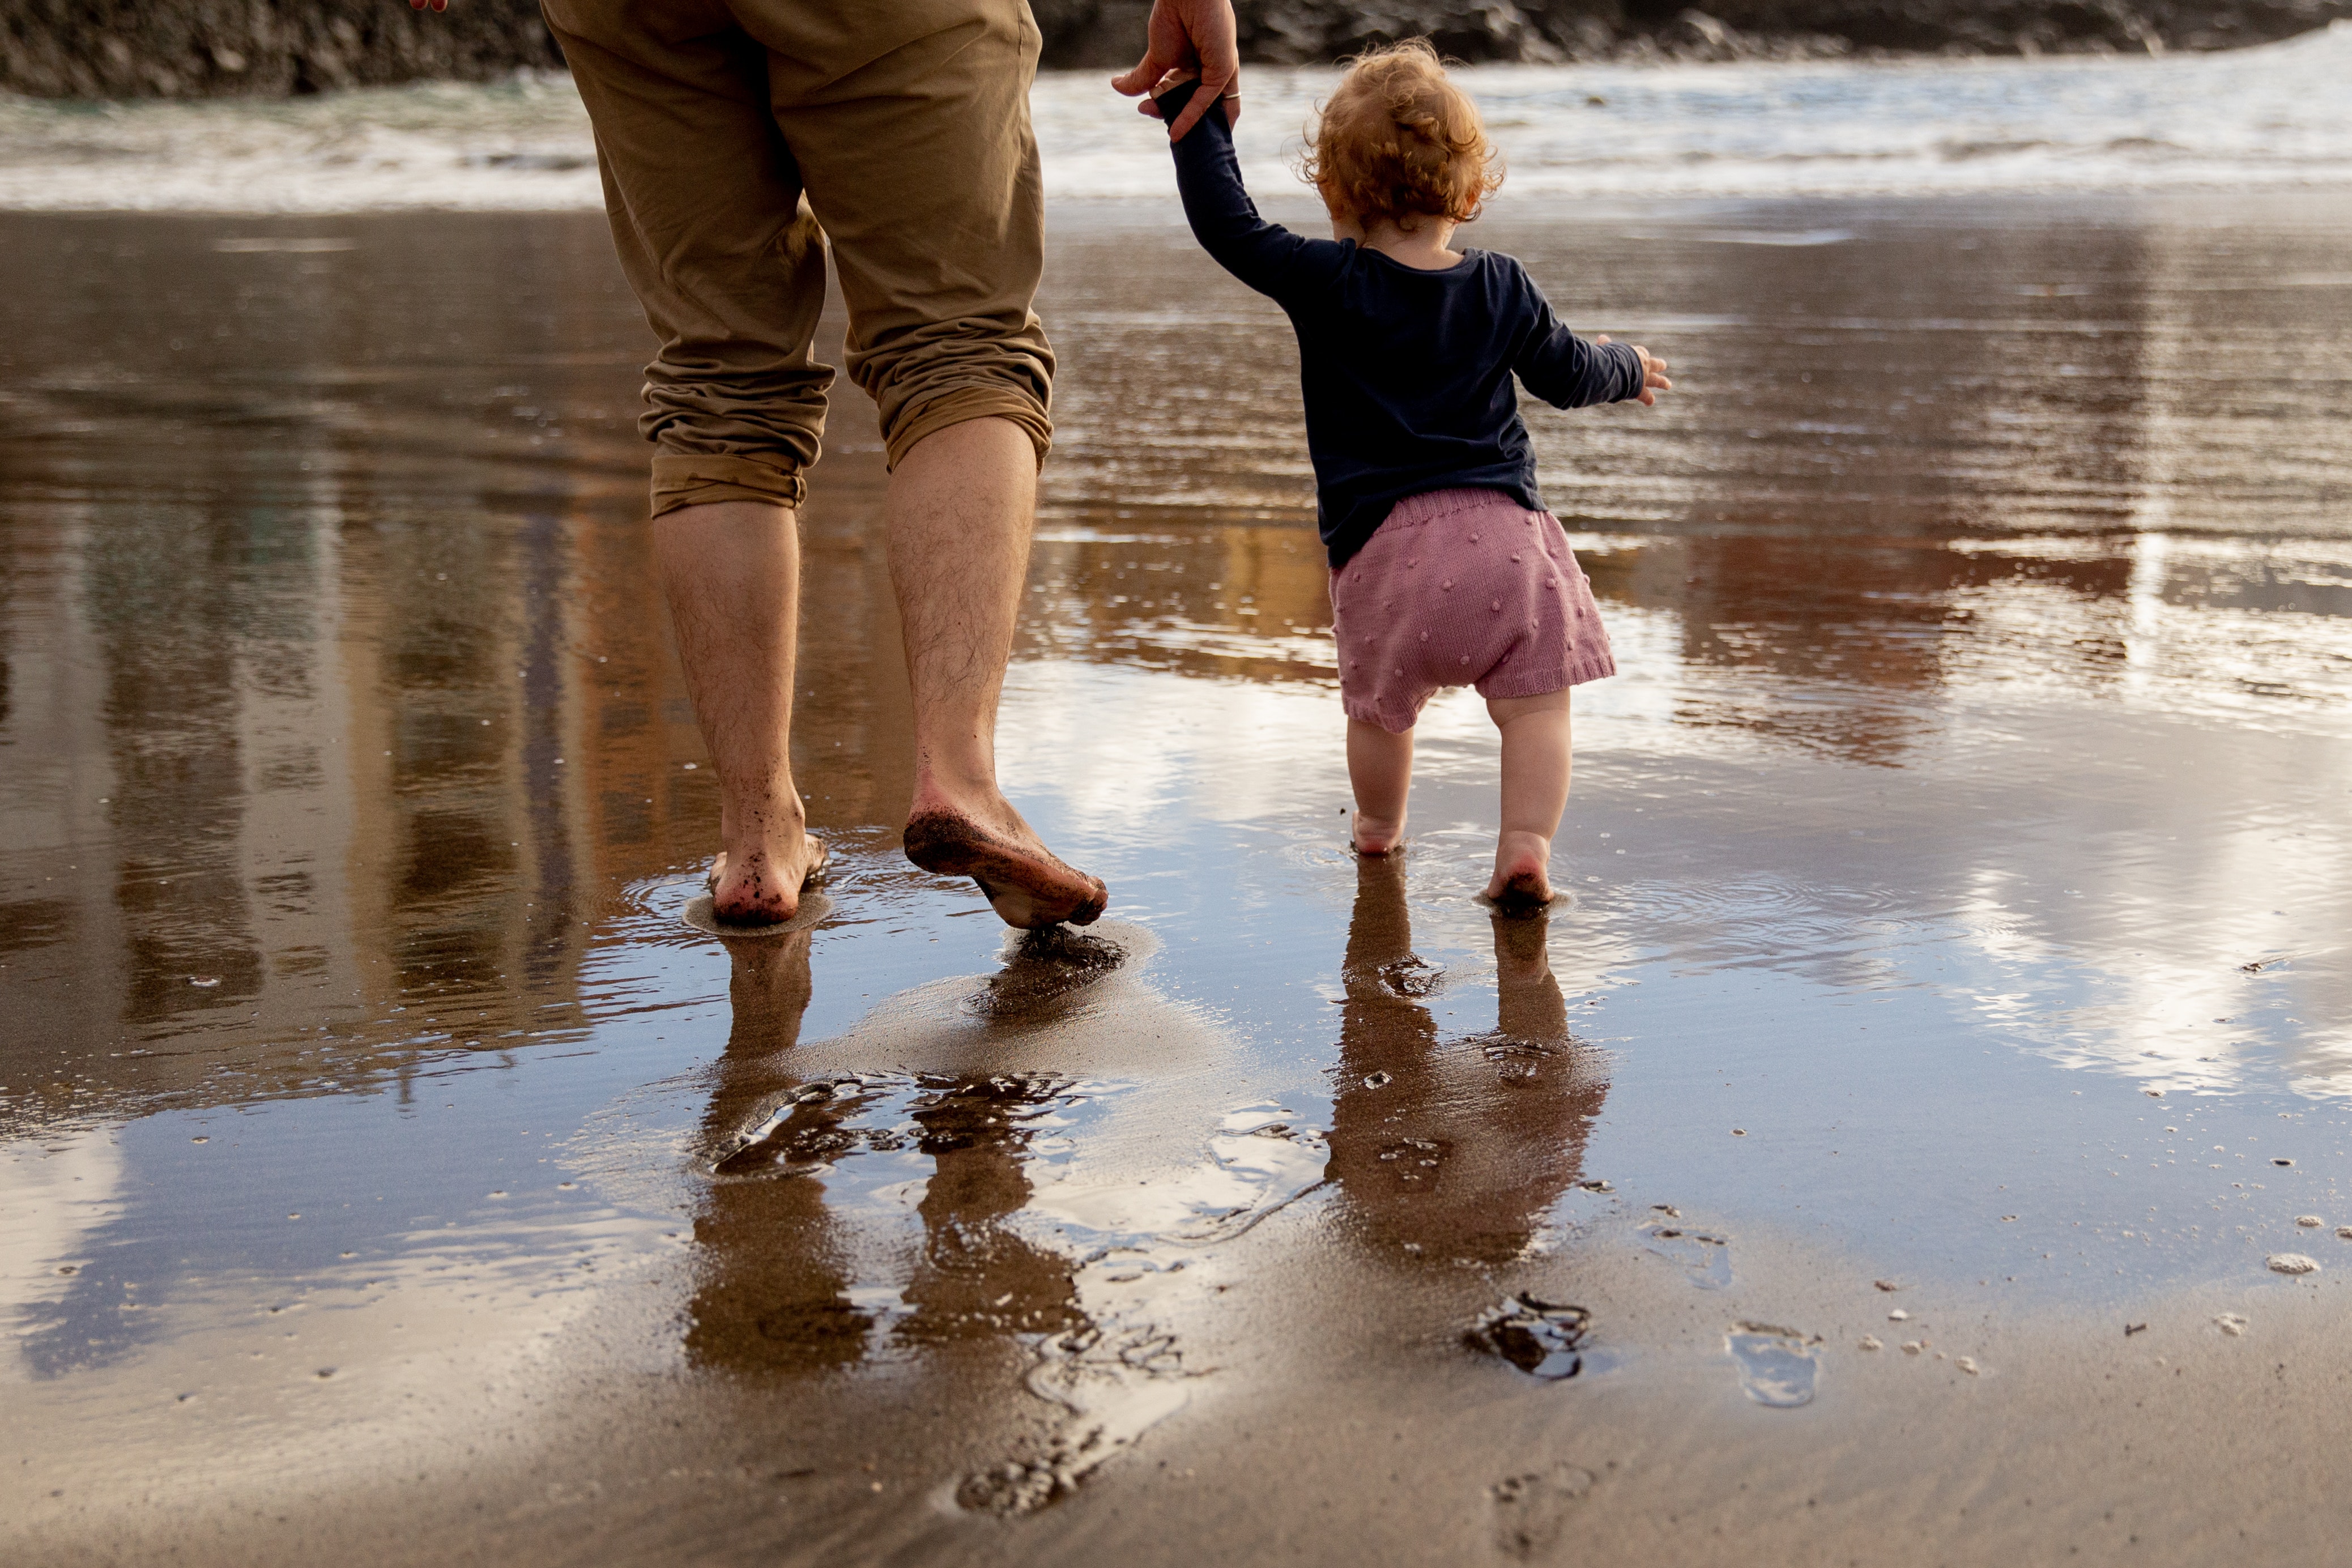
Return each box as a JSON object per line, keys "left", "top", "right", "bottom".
{"left": 1599, "top": 335, "right": 1673, "bottom": 406}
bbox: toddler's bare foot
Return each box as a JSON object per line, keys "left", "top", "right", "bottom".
{"left": 1484, "top": 829, "right": 1555, "bottom": 910}
{"left": 708, "top": 834, "right": 829, "bottom": 927}
{"left": 1352, "top": 810, "right": 1407, "bottom": 856}
{"left": 903, "top": 795, "right": 1107, "bottom": 930}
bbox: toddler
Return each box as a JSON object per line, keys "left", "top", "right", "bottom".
{"left": 1148, "top": 42, "right": 1669, "bottom": 907}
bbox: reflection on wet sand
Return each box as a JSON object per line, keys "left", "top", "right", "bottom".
{"left": 893, "top": 1076, "right": 1088, "bottom": 1348}
{"left": 1328, "top": 855, "right": 1608, "bottom": 1268}
{"left": 687, "top": 932, "right": 1093, "bottom": 1375}
{"left": 0, "top": 213, "right": 672, "bottom": 1124}
{"left": 671, "top": 923, "right": 1271, "bottom": 1517}
{"left": 7, "top": 197, "right": 2352, "bottom": 1564}
{"left": 675, "top": 866, "right": 1624, "bottom": 1503}
{"left": 683, "top": 932, "right": 867, "bottom": 1375}
{"left": 8, "top": 202, "right": 2349, "bottom": 1137}
{"left": 0, "top": 215, "right": 940, "bottom": 1132}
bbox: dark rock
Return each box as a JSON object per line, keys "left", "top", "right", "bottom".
{"left": 1208, "top": 0, "right": 2352, "bottom": 62}
{"left": 0, "top": 0, "right": 563, "bottom": 100}
{"left": 3, "top": 0, "right": 2347, "bottom": 100}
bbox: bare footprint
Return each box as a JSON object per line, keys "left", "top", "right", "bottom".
{"left": 1490, "top": 1462, "right": 1597, "bottom": 1560}
{"left": 966, "top": 924, "right": 1128, "bottom": 1021}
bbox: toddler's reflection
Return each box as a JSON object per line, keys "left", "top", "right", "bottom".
{"left": 1327, "top": 855, "right": 1609, "bottom": 1265}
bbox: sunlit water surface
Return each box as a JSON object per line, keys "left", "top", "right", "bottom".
{"left": 1, "top": 24, "right": 2350, "bottom": 211}
{"left": 2, "top": 194, "right": 2350, "bottom": 1537}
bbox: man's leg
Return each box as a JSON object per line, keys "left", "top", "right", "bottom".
{"left": 890, "top": 417, "right": 1106, "bottom": 928}
{"left": 654, "top": 500, "right": 824, "bottom": 924}
{"left": 753, "top": 0, "right": 1103, "bottom": 927}
{"left": 540, "top": 7, "right": 837, "bottom": 926}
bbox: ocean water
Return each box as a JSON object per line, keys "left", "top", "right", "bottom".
{"left": 0, "top": 23, "right": 2349, "bottom": 214}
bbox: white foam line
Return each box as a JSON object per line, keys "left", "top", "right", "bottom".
{"left": 3, "top": 27, "right": 2351, "bottom": 213}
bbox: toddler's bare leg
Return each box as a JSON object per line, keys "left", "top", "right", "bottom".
{"left": 1485, "top": 689, "right": 1572, "bottom": 907}
{"left": 1347, "top": 718, "right": 1414, "bottom": 854}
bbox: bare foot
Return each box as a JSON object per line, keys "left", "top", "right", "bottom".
{"left": 707, "top": 835, "right": 828, "bottom": 927}
{"left": 902, "top": 796, "right": 1106, "bottom": 930}
{"left": 1352, "top": 811, "right": 1407, "bottom": 856}
{"left": 1484, "top": 829, "right": 1555, "bottom": 911}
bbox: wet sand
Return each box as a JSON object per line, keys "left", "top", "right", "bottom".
{"left": 5, "top": 192, "right": 2352, "bottom": 1565}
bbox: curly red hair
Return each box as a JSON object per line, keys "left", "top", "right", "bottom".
{"left": 1302, "top": 39, "right": 1502, "bottom": 231}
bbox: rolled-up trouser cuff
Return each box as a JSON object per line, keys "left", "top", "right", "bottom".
{"left": 885, "top": 386, "right": 1053, "bottom": 472}
{"left": 649, "top": 453, "right": 808, "bottom": 518}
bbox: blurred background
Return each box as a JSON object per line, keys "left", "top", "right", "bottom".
{"left": 5, "top": 0, "right": 2350, "bottom": 100}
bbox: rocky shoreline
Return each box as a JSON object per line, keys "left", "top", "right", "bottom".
{"left": 2, "top": 0, "right": 2347, "bottom": 99}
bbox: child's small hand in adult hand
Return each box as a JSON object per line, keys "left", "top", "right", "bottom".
{"left": 1599, "top": 335, "right": 1672, "bottom": 407}
{"left": 1112, "top": 0, "right": 1241, "bottom": 140}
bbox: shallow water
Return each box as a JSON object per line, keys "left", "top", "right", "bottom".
{"left": 3, "top": 25, "right": 2352, "bottom": 213}
{"left": 3, "top": 193, "right": 2351, "bottom": 1555}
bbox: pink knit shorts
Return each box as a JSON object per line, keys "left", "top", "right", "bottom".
{"left": 1330, "top": 488, "right": 1616, "bottom": 734}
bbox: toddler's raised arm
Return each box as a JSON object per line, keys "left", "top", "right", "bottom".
{"left": 1512, "top": 282, "right": 1650, "bottom": 410}
{"left": 1160, "top": 78, "right": 1344, "bottom": 301}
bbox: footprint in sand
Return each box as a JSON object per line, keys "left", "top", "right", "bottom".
{"left": 1639, "top": 1221, "right": 1732, "bottom": 1289}
{"left": 1466, "top": 1294, "right": 1591, "bottom": 1379}
{"left": 1727, "top": 1322, "right": 1820, "bottom": 1407}
{"left": 964, "top": 923, "right": 1131, "bottom": 1019}
{"left": 1490, "top": 1463, "right": 1597, "bottom": 1560}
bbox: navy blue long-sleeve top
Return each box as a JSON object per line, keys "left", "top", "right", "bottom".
{"left": 1159, "top": 79, "right": 1646, "bottom": 568}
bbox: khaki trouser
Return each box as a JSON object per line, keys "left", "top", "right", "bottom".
{"left": 543, "top": 0, "right": 1055, "bottom": 515}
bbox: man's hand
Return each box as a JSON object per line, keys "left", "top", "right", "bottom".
{"left": 1110, "top": 0, "right": 1240, "bottom": 141}
{"left": 1599, "top": 334, "right": 1673, "bottom": 407}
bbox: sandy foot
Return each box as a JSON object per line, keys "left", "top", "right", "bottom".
{"left": 903, "top": 809, "right": 1107, "bottom": 929}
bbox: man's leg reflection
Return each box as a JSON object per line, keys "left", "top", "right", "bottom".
{"left": 685, "top": 931, "right": 875, "bottom": 1374}
{"left": 1327, "top": 854, "right": 1608, "bottom": 1265}
{"left": 683, "top": 935, "right": 1093, "bottom": 1374}
{"left": 897, "top": 1076, "right": 1085, "bottom": 1343}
